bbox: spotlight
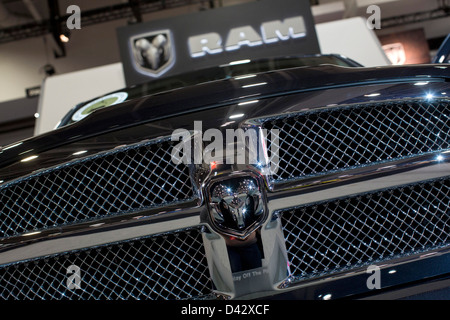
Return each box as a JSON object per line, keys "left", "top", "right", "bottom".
{"left": 59, "top": 30, "right": 71, "bottom": 43}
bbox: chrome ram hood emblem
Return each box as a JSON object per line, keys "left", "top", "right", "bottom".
{"left": 208, "top": 175, "right": 266, "bottom": 239}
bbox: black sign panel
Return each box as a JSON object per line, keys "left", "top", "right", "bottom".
{"left": 117, "top": 0, "right": 320, "bottom": 86}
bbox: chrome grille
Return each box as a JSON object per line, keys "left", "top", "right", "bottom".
{"left": 0, "top": 139, "right": 195, "bottom": 239}
{"left": 262, "top": 99, "right": 450, "bottom": 182}
{"left": 0, "top": 227, "right": 213, "bottom": 300}
{"left": 281, "top": 176, "right": 450, "bottom": 282}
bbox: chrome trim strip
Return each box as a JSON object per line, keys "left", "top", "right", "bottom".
{"left": 0, "top": 212, "right": 201, "bottom": 266}
{"left": 0, "top": 199, "right": 200, "bottom": 246}
{"left": 267, "top": 162, "right": 450, "bottom": 214}
{"left": 267, "top": 149, "right": 450, "bottom": 193}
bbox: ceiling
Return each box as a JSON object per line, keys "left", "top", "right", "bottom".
{"left": 0, "top": 0, "right": 449, "bottom": 45}
{"left": 0, "top": 0, "right": 206, "bottom": 44}
{"left": 0, "top": 0, "right": 130, "bottom": 26}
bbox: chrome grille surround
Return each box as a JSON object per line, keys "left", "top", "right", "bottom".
{"left": 0, "top": 137, "right": 196, "bottom": 240}
{"left": 260, "top": 99, "right": 450, "bottom": 184}
{"left": 0, "top": 227, "right": 213, "bottom": 300}
{"left": 280, "top": 176, "right": 450, "bottom": 284}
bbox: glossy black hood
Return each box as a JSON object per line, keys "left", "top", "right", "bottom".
{"left": 57, "top": 63, "right": 449, "bottom": 136}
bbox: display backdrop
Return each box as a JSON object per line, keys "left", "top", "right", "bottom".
{"left": 378, "top": 28, "right": 431, "bottom": 65}
{"left": 117, "top": 0, "right": 320, "bottom": 86}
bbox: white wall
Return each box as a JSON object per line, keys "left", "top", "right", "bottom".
{"left": 316, "top": 17, "right": 391, "bottom": 66}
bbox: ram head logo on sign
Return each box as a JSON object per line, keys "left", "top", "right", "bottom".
{"left": 131, "top": 30, "right": 175, "bottom": 77}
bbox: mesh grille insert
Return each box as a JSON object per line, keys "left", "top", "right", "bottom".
{"left": 0, "top": 139, "right": 195, "bottom": 239}
{"left": 0, "top": 228, "right": 213, "bottom": 300}
{"left": 263, "top": 99, "right": 450, "bottom": 182}
{"left": 281, "top": 177, "right": 450, "bottom": 282}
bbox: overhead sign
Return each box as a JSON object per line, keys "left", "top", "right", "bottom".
{"left": 378, "top": 28, "right": 431, "bottom": 65}
{"left": 117, "top": 0, "right": 320, "bottom": 86}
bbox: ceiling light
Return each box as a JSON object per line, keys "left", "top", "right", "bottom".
{"left": 59, "top": 30, "right": 71, "bottom": 43}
